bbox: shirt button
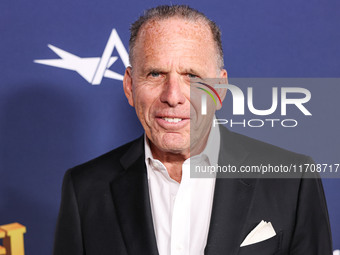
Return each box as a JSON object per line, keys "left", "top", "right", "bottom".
{"left": 176, "top": 244, "right": 183, "bottom": 251}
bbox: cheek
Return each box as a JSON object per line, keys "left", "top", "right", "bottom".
{"left": 133, "top": 88, "right": 157, "bottom": 120}
{"left": 190, "top": 93, "right": 216, "bottom": 130}
{"left": 190, "top": 89, "right": 215, "bottom": 117}
{"left": 190, "top": 94, "right": 200, "bottom": 119}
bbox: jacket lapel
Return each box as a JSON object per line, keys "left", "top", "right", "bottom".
{"left": 205, "top": 127, "right": 257, "bottom": 255}
{"left": 110, "top": 136, "right": 159, "bottom": 255}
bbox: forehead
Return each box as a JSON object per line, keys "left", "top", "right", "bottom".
{"left": 139, "top": 17, "right": 212, "bottom": 41}
{"left": 133, "top": 17, "right": 217, "bottom": 63}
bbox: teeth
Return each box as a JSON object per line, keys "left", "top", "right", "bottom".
{"left": 162, "top": 117, "right": 182, "bottom": 123}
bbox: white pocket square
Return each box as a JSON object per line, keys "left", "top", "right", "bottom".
{"left": 240, "top": 220, "right": 276, "bottom": 247}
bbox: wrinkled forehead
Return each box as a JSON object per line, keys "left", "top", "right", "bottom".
{"left": 132, "top": 17, "right": 217, "bottom": 62}
{"left": 138, "top": 17, "right": 212, "bottom": 41}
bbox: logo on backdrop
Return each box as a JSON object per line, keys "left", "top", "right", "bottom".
{"left": 34, "top": 29, "right": 129, "bottom": 85}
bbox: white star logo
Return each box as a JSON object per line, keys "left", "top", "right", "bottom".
{"left": 34, "top": 29, "right": 129, "bottom": 85}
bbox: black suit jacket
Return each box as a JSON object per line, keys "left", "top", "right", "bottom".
{"left": 54, "top": 127, "right": 332, "bottom": 255}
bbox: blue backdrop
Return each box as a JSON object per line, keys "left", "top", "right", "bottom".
{"left": 1, "top": 0, "right": 339, "bottom": 254}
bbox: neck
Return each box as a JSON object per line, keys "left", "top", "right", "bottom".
{"left": 150, "top": 143, "right": 187, "bottom": 183}
{"left": 148, "top": 129, "right": 210, "bottom": 183}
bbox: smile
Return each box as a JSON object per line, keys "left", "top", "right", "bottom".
{"left": 162, "top": 117, "right": 183, "bottom": 123}
{"left": 156, "top": 116, "right": 189, "bottom": 129}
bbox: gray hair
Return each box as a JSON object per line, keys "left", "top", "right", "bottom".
{"left": 129, "top": 5, "right": 224, "bottom": 69}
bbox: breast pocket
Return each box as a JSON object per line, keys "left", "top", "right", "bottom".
{"left": 238, "top": 232, "right": 282, "bottom": 255}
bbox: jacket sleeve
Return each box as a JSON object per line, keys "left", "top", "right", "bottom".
{"left": 289, "top": 159, "right": 333, "bottom": 255}
{"left": 53, "top": 169, "right": 84, "bottom": 255}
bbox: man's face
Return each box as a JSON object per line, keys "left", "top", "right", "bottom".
{"left": 124, "top": 18, "right": 227, "bottom": 158}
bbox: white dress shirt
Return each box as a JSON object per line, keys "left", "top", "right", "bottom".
{"left": 144, "top": 124, "right": 220, "bottom": 255}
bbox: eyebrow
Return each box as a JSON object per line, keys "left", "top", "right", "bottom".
{"left": 144, "top": 67, "right": 166, "bottom": 73}
{"left": 182, "top": 68, "right": 199, "bottom": 75}
{"left": 141, "top": 66, "right": 206, "bottom": 77}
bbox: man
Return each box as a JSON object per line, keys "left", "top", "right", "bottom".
{"left": 54, "top": 5, "right": 332, "bottom": 255}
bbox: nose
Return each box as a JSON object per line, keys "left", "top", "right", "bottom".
{"left": 160, "top": 74, "right": 186, "bottom": 107}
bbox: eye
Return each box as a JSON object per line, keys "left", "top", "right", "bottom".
{"left": 187, "top": 73, "right": 198, "bottom": 78}
{"left": 149, "top": 72, "right": 160, "bottom": 78}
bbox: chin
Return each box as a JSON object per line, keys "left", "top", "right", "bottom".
{"left": 159, "top": 133, "right": 189, "bottom": 153}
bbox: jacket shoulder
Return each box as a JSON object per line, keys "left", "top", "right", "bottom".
{"left": 65, "top": 136, "right": 143, "bottom": 184}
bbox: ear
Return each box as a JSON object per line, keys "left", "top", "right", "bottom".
{"left": 123, "top": 66, "right": 134, "bottom": 107}
{"left": 216, "top": 69, "right": 228, "bottom": 110}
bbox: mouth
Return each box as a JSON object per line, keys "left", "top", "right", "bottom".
{"left": 155, "top": 116, "right": 190, "bottom": 129}
{"left": 161, "top": 117, "right": 183, "bottom": 123}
